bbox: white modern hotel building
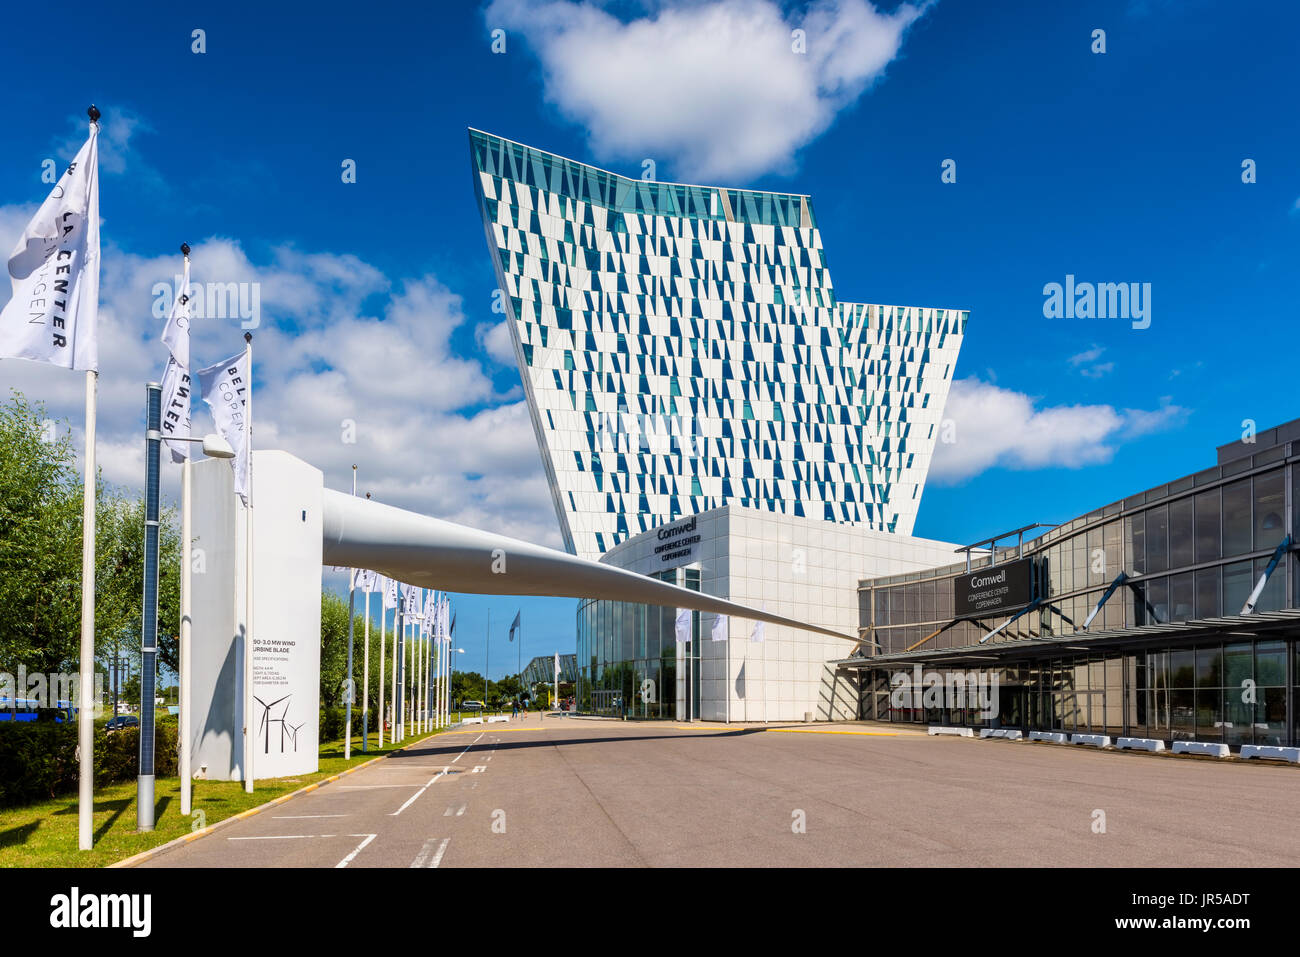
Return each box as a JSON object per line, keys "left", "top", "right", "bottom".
{"left": 470, "top": 129, "right": 967, "bottom": 720}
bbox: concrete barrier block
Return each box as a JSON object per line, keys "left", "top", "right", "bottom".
{"left": 487, "top": 715, "right": 509, "bottom": 723}
{"left": 1071, "top": 733, "right": 1113, "bottom": 748}
{"left": 978, "top": 729, "right": 1024, "bottom": 740}
{"left": 462, "top": 716, "right": 483, "bottom": 725}
{"left": 1239, "top": 745, "right": 1300, "bottom": 763}
{"left": 1171, "top": 741, "right": 1230, "bottom": 758}
{"left": 1028, "top": 731, "right": 1069, "bottom": 744}
{"left": 927, "top": 726, "right": 974, "bottom": 737}
{"left": 1116, "top": 737, "right": 1166, "bottom": 752}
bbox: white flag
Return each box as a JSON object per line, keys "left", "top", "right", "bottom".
{"left": 356, "top": 569, "right": 378, "bottom": 593}
{"left": 420, "top": 590, "right": 434, "bottom": 636}
{"left": 0, "top": 125, "right": 100, "bottom": 371}
{"left": 159, "top": 355, "right": 192, "bottom": 463}
{"left": 675, "top": 608, "right": 691, "bottom": 645}
{"left": 198, "top": 348, "right": 249, "bottom": 504}
{"left": 750, "top": 620, "right": 765, "bottom": 644}
{"left": 553, "top": 652, "right": 560, "bottom": 679}
{"left": 382, "top": 576, "right": 398, "bottom": 610}
{"left": 403, "top": 584, "right": 421, "bottom": 619}
{"left": 424, "top": 590, "right": 438, "bottom": 632}
{"left": 159, "top": 255, "right": 192, "bottom": 463}
{"left": 711, "top": 614, "right": 728, "bottom": 642}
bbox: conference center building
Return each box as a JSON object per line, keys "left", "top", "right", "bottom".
{"left": 844, "top": 420, "right": 1299, "bottom": 750}
{"left": 470, "top": 129, "right": 968, "bottom": 720}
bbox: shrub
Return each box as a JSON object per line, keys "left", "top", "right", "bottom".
{"left": 0, "top": 717, "right": 180, "bottom": 807}
{"left": 319, "top": 707, "right": 346, "bottom": 743}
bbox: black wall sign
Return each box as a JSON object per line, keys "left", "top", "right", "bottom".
{"left": 954, "top": 558, "right": 1035, "bottom": 618}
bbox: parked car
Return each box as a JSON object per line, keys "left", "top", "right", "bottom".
{"left": 460, "top": 700, "right": 485, "bottom": 711}
{"left": 0, "top": 697, "right": 76, "bottom": 722}
{"left": 105, "top": 715, "right": 139, "bottom": 733}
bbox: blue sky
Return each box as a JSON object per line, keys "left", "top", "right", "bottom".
{"left": 1, "top": 0, "right": 1296, "bottom": 678}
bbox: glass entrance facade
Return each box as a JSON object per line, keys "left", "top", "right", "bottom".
{"left": 863, "top": 636, "right": 1297, "bottom": 745}
{"left": 576, "top": 567, "right": 701, "bottom": 718}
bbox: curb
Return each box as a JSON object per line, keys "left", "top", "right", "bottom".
{"left": 109, "top": 732, "right": 441, "bottom": 869}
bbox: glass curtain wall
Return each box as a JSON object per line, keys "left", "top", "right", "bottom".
{"left": 869, "top": 637, "right": 1294, "bottom": 745}
{"left": 575, "top": 567, "right": 701, "bottom": 718}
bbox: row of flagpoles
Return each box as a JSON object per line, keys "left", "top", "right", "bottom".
{"left": 0, "top": 106, "right": 513, "bottom": 851}
{"left": 346, "top": 569, "right": 459, "bottom": 751}
{"left": 0, "top": 107, "right": 267, "bottom": 847}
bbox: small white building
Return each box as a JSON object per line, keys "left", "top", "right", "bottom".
{"left": 577, "top": 504, "right": 959, "bottom": 722}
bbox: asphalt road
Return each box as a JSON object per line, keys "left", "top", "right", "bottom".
{"left": 140, "top": 715, "right": 1300, "bottom": 867}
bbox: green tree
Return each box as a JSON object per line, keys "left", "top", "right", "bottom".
{"left": 494, "top": 673, "right": 522, "bottom": 705}
{"left": 0, "top": 392, "right": 82, "bottom": 675}
{"left": 451, "top": 669, "right": 485, "bottom": 705}
{"left": 95, "top": 492, "right": 182, "bottom": 679}
{"left": 320, "top": 591, "right": 353, "bottom": 710}
{"left": 0, "top": 391, "right": 183, "bottom": 688}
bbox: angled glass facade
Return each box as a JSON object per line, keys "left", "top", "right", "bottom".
{"left": 470, "top": 129, "right": 966, "bottom": 559}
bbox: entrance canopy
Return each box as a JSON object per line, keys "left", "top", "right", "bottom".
{"left": 834, "top": 608, "right": 1300, "bottom": 670}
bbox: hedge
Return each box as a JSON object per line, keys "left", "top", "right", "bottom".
{"left": 319, "top": 707, "right": 345, "bottom": 743}
{"left": 0, "top": 716, "right": 179, "bottom": 808}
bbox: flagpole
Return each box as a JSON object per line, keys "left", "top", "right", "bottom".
{"left": 726, "top": 620, "right": 731, "bottom": 725}
{"left": 78, "top": 365, "right": 97, "bottom": 850}
{"left": 391, "top": 584, "right": 399, "bottom": 742}
{"left": 378, "top": 577, "right": 386, "bottom": 747}
{"left": 422, "top": 593, "right": 429, "bottom": 732}
{"left": 345, "top": 465, "right": 356, "bottom": 759}
{"left": 416, "top": 593, "right": 424, "bottom": 735}
{"left": 242, "top": 331, "right": 254, "bottom": 793}
{"left": 75, "top": 103, "right": 102, "bottom": 852}
{"left": 362, "top": 579, "right": 370, "bottom": 752}
{"left": 178, "top": 243, "right": 194, "bottom": 815}
{"left": 485, "top": 609, "right": 491, "bottom": 714}
{"left": 405, "top": 613, "right": 411, "bottom": 737}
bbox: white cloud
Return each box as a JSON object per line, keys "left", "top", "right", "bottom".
{"left": 1068, "top": 345, "right": 1104, "bottom": 366}
{"left": 0, "top": 212, "right": 562, "bottom": 547}
{"left": 486, "top": 0, "right": 928, "bottom": 181}
{"left": 929, "top": 377, "right": 1186, "bottom": 483}
{"left": 1068, "top": 345, "right": 1113, "bottom": 379}
{"left": 475, "top": 319, "right": 517, "bottom": 366}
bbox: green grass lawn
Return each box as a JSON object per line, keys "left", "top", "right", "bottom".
{"left": 0, "top": 726, "right": 450, "bottom": 868}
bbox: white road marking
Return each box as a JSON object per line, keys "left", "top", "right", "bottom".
{"left": 451, "top": 733, "right": 484, "bottom": 763}
{"left": 411, "top": 837, "right": 450, "bottom": 868}
{"left": 373, "top": 765, "right": 449, "bottom": 771}
{"left": 273, "top": 814, "right": 349, "bottom": 819}
{"left": 443, "top": 803, "right": 467, "bottom": 817}
{"left": 391, "top": 768, "right": 449, "bottom": 816}
{"left": 339, "top": 784, "right": 421, "bottom": 789}
{"left": 229, "top": 835, "right": 314, "bottom": 841}
{"left": 335, "top": 833, "right": 377, "bottom": 868}
{"left": 472, "top": 765, "right": 487, "bottom": 773}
